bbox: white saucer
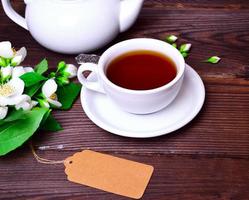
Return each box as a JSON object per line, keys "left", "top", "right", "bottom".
{"left": 80, "top": 64, "right": 205, "bottom": 138}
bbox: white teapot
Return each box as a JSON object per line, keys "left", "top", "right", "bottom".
{"left": 1, "top": 0, "right": 144, "bottom": 54}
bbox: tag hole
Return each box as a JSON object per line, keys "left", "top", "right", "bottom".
{"left": 69, "top": 161, "right": 73, "bottom": 164}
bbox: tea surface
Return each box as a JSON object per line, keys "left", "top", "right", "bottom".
{"left": 106, "top": 50, "right": 177, "bottom": 90}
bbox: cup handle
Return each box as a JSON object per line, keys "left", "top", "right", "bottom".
{"left": 77, "top": 63, "right": 106, "bottom": 94}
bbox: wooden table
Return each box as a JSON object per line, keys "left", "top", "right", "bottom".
{"left": 1, "top": 0, "right": 249, "bottom": 199}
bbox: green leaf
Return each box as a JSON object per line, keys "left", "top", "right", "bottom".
{"left": 34, "top": 59, "right": 48, "bottom": 75}
{"left": 0, "top": 108, "right": 48, "bottom": 156}
{"left": 56, "top": 76, "right": 69, "bottom": 86}
{"left": 61, "top": 71, "right": 71, "bottom": 78}
{"left": 49, "top": 72, "right": 56, "bottom": 79}
{"left": 37, "top": 98, "right": 50, "bottom": 108}
{"left": 0, "top": 57, "right": 6, "bottom": 67}
{"left": 40, "top": 109, "right": 51, "bottom": 126}
{"left": 57, "top": 82, "right": 81, "bottom": 110}
{"left": 6, "top": 58, "right": 11, "bottom": 66}
{"left": 41, "top": 113, "right": 63, "bottom": 132}
{"left": 0, "top": 109, "right": 28, "bottom": 126}
{"left": 172, "top": 43, "right": 177, "bottom": 48}
{"left": 24, "top": 83, "right": 42, "bottom": 97}
{"left": 181, "top": 52, "right": 189, "bottom": 58}
{"left": 20, "top": 72, "right": 47, "bottom": 87}
{"left": 2, "top": 75, "right": 11, "bottom": 83}
{"left": 166, "top": 35, "right": 178, "bottom": 44}
{"left": 205, "top": 56, "right": 221, "bottom": 64}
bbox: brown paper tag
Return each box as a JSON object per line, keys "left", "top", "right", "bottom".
{"left": 64, "top": 150, "right": 154, "bottom": 199}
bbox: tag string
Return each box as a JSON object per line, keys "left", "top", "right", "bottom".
{"left": 29, "top": 142, "right": 66, "bottom": 165}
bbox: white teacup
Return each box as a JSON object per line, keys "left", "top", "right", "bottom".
{"left": 77, "top": 38, "right": 185, "bottom": 114}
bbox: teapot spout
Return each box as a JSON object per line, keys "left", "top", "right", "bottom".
{"left": 119, "top": 0, "right": 144, "bottom": 33}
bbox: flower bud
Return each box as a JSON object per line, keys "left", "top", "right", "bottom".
{"left": 0, "top": 41, "right": 14, "bottom": 58}
{"left": 11, "top": 55, "right": 22, "bottom": 66}
{"left": 57, "top": 61, "right": 66, "bottom": 71}
{"left": 1, "top": 66, "right": 12, "bottom": 79}
{"left": 64, "top": 64, "right": 77, "bottom": 78}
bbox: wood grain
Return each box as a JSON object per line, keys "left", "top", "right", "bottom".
{"left": 0, "top": 0, "right": 249, "bottom": 199}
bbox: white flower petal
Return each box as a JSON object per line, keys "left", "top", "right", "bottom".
{"left": 7, "top": 77, "right": 25, "bottom": 96}
{"left": 1, "top": 66, "right": 12, "bottom": 78}
{"left": 0, "top": 94, "right": 29, "bottom": 106}
{"left": 15, "top": 101, "right": 32, "bottom": 111}
{"left": 19, "top": 94, "right": 31, "bottom": 103}
{"left": 47, "top": 98, "right": 62, "bottom": 107}
{"left": 17, "top": 99, "right": 38, "bottom": 110}
{"left": 9, "top": 94, "right": 30, "bottom": 106}
{"left": 24, "top": 67, "right": 34, "bottom": 73}
{"left": 15, "top": 95, "right": 34, "bottom": 111}
{"left": 0, "top": 41, "right": 14, "bottom": 58}
{"left": 15, "top": 47, "right": 27, "bottom": 62}
{"left": 42, "top": 79, "right": 58, "bottom": 98}
{"left": 11, "top": 55, "right": 22, "bottom": 66}
{"left": 65, "top": 64, "right": 77, "bottom": 78}
{"left": 0, "top": 106, "right": 8, "bottom": 120}
{"left": 0, "top": 97, "right": 8, "bottom": 106}
{"left": 12, "top": 66, "right": 26, "bottom": 78}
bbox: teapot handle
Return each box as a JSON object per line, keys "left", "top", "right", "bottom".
{"left": 1, "top": 0, "right": 28, "bottom": 30}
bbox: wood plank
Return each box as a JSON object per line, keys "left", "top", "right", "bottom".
{"left": 0, "top": 152, "right": 248, "bottom": 200}
{"left": 0, "top": 0, "right": 249, "bottom": 199}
